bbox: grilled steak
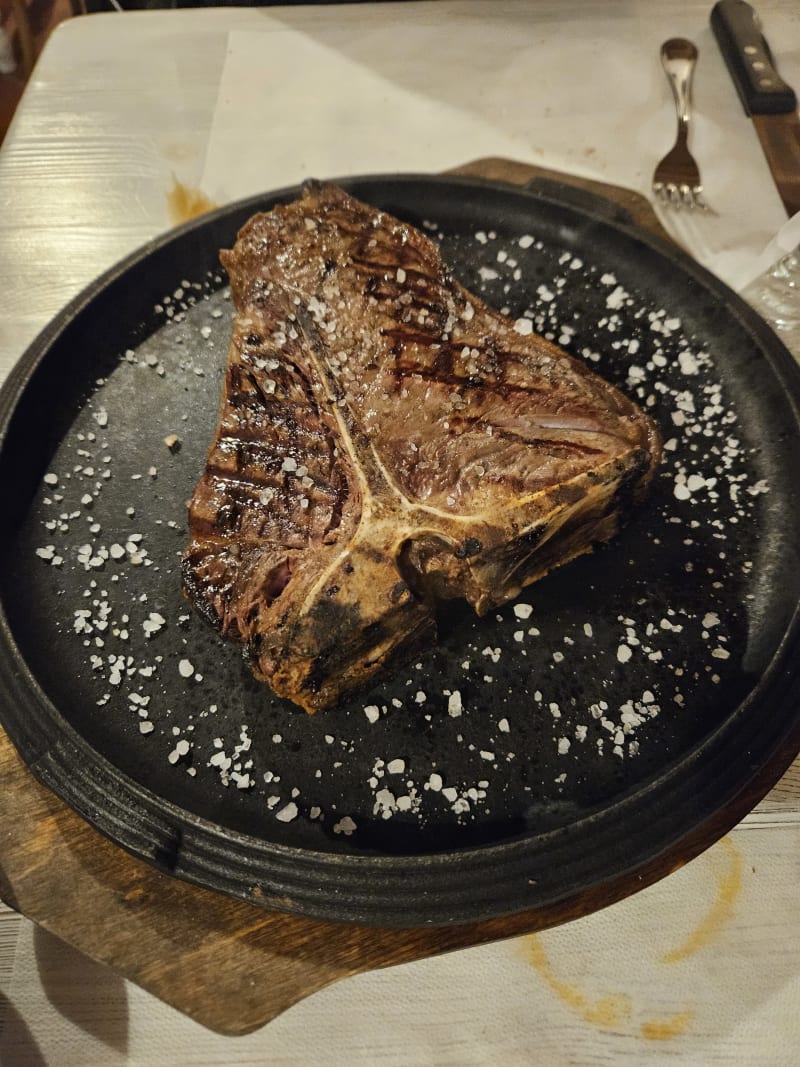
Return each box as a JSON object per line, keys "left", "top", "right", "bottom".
{"left": 183, "top": 182, "right": 661, "bottom": 712}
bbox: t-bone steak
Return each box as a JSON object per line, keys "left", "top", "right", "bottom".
{"left": 183, "top": 182, "right": 661, "bottom": 712}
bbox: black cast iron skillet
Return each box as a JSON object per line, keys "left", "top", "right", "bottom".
{"left": 0, "top": 174, "right": 798, "bottom": 927}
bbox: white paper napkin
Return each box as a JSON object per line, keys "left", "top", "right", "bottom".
{"left": 199, "top": 19, "right": 789, "bottom": 294}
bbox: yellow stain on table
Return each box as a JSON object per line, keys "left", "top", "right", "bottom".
{"left": 166, "top": 177, "right": 217, "bottom": 226}
{"left": 522, "top": 836, "right": 744, "bottom": 1042}
{"left": 661, "top": 836, "right": 743, "bottom": 964}
{"left": 525, "top": 935, "right": 632, "bottom": 1029}
{"left": 640, "top": 1010, "right": 695, "bottom": 1041}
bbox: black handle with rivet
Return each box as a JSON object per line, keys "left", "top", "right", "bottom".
{"left": 710, "top": 0, "right": 797, "bottom": 115}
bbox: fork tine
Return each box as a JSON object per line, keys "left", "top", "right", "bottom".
{"left": 692, "top": 187, "right": 715, "bottom": 214}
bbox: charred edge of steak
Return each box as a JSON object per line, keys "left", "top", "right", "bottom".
{"left": 181, "top": 554, "right": 226, "bottom": 633}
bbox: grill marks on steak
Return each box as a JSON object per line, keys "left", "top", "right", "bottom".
{"left": 183, "top": 182, "right": 661, "bottom": 712}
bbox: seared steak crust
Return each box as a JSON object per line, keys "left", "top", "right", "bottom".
{"left": 183, "top": 183, "right": 661, "bottom": 712}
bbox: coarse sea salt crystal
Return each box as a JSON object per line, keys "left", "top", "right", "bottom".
{"left": 513, "top": 603, "right": 533, "bottom": 620}
{"left": 617, "top": 644, "right": 632, "bottom": 663}
{"left": 167, "top": 739, "right": 190, "bottom": 764}
{"left": 275, "top": 802, "right": 299, "bottom": 822}
{"left": 374, "top": 788, "right": 397, "bottom": 819}
{"left": 178, "top": 658, "right": 194, "bottom": 678}
{"left": 387, "top": 758, "right": 405, "bottom": 775}
{"left": 364, "top": 704, "right": 380, "bottom": 724}
{"left": 333, "top": 816, "right": 357, "bottom": 835}
{"left": 513, "top": 318, "right": 533, "bottom": 336}
{"left": 606, "top": 286, "right": 628, "bottom": 310}
{"left": 143, "top": 612, "right": 165, "bottom": 638}
{"left": 447, "top": 690, "right": 463, "bottom": 717}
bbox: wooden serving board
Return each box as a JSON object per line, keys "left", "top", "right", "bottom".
{"left": 1, "top": 158, "right": 797, "bottom": 1036}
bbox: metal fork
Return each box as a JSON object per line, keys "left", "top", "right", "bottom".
{"left": 652, "top": 38, "right": 712, "bottom": 211}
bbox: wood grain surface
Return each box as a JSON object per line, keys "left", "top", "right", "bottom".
{"left": 0, "top": 157, "right": 798, "bottom": 1037}
{"left": 2, "top": 727, "right": 798, "bottom": 1036}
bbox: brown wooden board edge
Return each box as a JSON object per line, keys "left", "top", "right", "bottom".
{"left": 446, "top": 157, "right": 676, "bottom": 245}
{"left": 2, "top": 725, "right": 799, "bottom": 1036}
{"left": 0, "top": 158, "right": 797, "bottom": 1037}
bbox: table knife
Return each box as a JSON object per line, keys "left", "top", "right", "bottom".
{"left": 711, "top": 0, "right": 800, "bottom": 216}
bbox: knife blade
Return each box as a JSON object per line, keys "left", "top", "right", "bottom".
{"left": 711, "top": 0, "right": 800, "bottom": 216}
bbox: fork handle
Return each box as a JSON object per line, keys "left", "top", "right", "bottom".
{"left": 661, "top": 38, "right": 698, "bottom": 142}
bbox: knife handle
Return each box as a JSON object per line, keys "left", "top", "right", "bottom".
{"left": 710, "top": 0, "right": 797, "bottom": 115}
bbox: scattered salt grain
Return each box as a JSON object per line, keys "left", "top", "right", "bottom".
{"left": 143, "top": 612, "right": 165, "bottom": 638}
{"left": 275, "top": 802, "right": 299, "bottom": 823}
{"left": 447, "top": 690, "right": 463, "bottom": 717}
{"left": 168, "top": 739, "right": 190, "bottom": 764}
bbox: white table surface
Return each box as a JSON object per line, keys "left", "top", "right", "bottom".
{"left": 1, "top": 3, "right": 799, "bottom": 1064}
